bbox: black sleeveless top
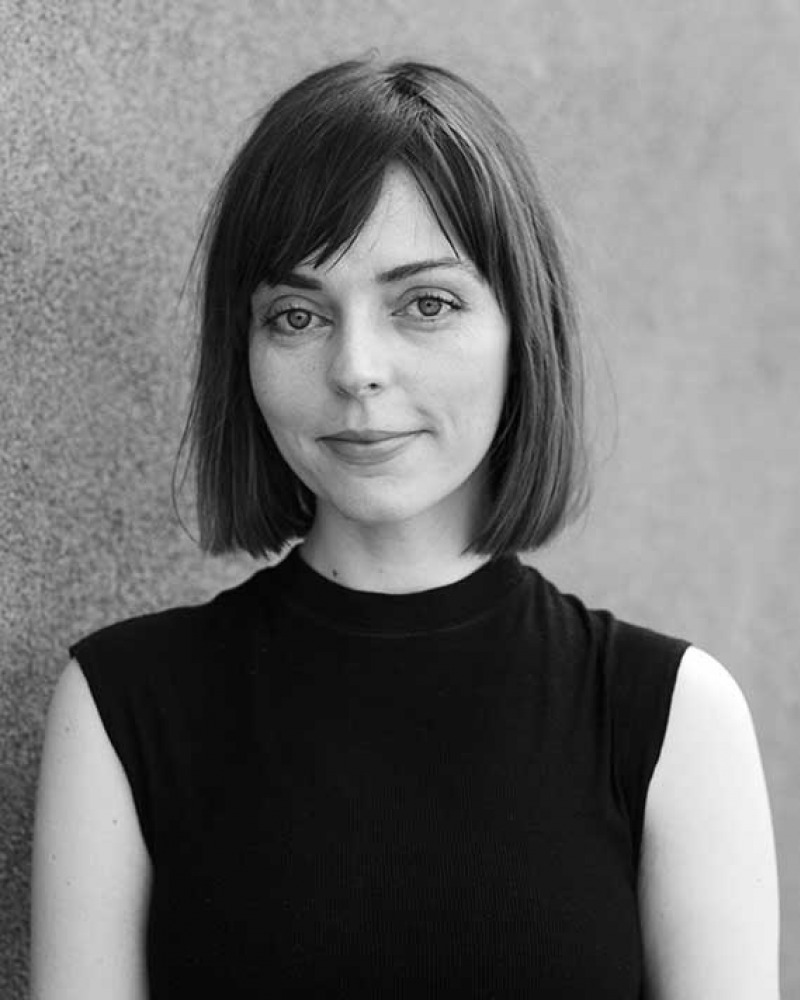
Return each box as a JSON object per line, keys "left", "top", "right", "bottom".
{"left": 70, "top": 548, "right": 689, "bottom": 999}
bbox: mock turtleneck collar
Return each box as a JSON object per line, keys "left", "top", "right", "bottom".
{"left": 260, "top": 544, "right": 526, "bottom": 636}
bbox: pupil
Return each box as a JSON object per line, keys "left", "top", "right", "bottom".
{"left": 289, "top": 310, "right": 309, "bottom": 329}
{"left": 420, "top": 297, "right": 441, "bottom": 317}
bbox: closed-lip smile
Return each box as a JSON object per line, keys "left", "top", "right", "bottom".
{"left": 320, "top": 429, "right": 421, "bottom": 466}
{"left": 323, "top": 430, "right": 415, "bottom": 443}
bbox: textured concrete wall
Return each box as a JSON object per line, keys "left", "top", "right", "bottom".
{"left": 2, "top": 1, "right": 798, "bottom": 996}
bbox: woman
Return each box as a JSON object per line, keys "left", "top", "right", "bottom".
{"left": 31, "top": 57, "right": 780, "bottom": 998}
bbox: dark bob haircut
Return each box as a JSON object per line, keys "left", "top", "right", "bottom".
{"left": 177, "top": 55, "right": 589, "bottom": 558}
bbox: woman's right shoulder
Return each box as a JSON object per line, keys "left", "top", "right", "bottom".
{"left": 40, "top": 657, "right": 126, "bottom": 776}
{"left": 69, "top": 568, "right": 267, "bottom": 680}
{"left": 71, "top": 601, "right": 205, "bottom": 663}
{"left": 31, "top": 657, "right": 152, "bottom": 998}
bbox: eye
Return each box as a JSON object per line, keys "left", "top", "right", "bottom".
{"left": 399, "top": 293, "right": 462, "bottom": 322}
{"left": 259, "top": 305, "right": 328, "bottom": 335}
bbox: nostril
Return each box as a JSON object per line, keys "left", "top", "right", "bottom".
{"left": 334, "top": 379, "right": 384, "bottom": 399}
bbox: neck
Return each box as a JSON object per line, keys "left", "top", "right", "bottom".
{"left": 299, "top": 508, "right": 491, "bottom": 595}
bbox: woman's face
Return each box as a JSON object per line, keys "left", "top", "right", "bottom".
{"left": 248, "top": 164, "right": 510, "bottom": 544}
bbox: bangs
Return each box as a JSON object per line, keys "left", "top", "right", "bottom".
{"left": 213, "top": 62, "right": 507, "bottom": 304}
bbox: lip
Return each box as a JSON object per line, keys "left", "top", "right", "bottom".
{"left": 325, "top": 430, "right": 412, "bottom": 443}
{"left": 321, "top": 431, "right": 420, "bottom": 466}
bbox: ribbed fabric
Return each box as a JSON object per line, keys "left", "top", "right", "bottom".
{"left": 70, "top": 546, "right": 689, "bottom": 999}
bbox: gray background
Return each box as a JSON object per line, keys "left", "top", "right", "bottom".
{"left": 2, "top": 1, "right": 798, "bottom": 996}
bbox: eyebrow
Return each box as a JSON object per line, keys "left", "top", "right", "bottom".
{"left": 271, "top": 257, "right": 479, "bottom": 291}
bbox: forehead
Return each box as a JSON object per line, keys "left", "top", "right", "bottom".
{"left": 297, "top": 164, "right": 465, "bottom": 278}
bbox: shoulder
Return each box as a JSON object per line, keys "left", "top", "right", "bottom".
{"left": 38, "top": 658, "right": 139, "bottom": 811}
{"left": 31, "top": 658, "right": 151, "bottom": 997}
{"left": 639, "top": 645, "right": 780, "bottom": 998}
{"left": 521, "top": 565, "right": 688, "bottom": 668}
{"left": 642, "top": 644, "right": 764, "bottom": 859}
{"left": 646, "top": 645, "right": 760, "bottom": 819}
{"left": 519, "top": 567, "right": 691, "bottom": 752}
{"left": 668, "top": 644, "right": 751, "bottom": 718}
{"left": 65, "top": 568, "right": 273, "bottom": 761}
{"left": 69, "top": 568, "right": 267, "bottom": 675}
{"left": 643, "top": 645, "right": 775, "bottom": 861}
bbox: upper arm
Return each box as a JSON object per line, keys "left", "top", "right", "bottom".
{"left": 638, "top": 645, "right": 781, "bottom": 999}
{"left": 30, "top": 659, "right": 151, "bottom": 1000}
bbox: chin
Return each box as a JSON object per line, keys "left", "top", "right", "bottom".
{"left": 328, "top": 494, "right": 429, "bottom": 528}
{"left": 317, "top": 479, "right": 452, "bottom": 530}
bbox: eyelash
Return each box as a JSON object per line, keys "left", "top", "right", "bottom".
{"left": 259, "top": 293, "right": 463, "bottom": 334}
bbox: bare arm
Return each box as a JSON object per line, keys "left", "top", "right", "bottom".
{"left": 638, "top": 645, "right": 781, "bottom": 999}
{"left": 30, "top": 659, "right": 151, "bottom": 1000}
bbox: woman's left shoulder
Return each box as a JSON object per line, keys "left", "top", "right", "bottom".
{"left": 661, "top": 644, "right": 754, "bottom": 741}
{"left": 639, "top": 645, "right": 781, "bottom": 997}
{"left": 644, "top": 643, "right": 769, "bottom": 834}
{"left": 647, "top": 644, "right": 768, "bottom": 813}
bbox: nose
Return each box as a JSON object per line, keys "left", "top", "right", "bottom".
{"left": 327, "top": 306, "right": 393, "bottom": 399}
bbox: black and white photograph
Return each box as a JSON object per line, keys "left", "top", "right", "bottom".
{"left": 2, "top": 2, "right": 797, "bottom": 997}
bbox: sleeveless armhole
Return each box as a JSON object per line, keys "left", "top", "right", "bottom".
{"left": 69, "top": 623, "right": 159, "bottom": 857}
{"left": 607, "top": 618, "right": 691, "bottom": 870}
{"left": 66, "top": 579, "right": 260, "bottom": 863}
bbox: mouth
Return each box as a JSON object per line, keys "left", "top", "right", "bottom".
{"left": 320, "top": 431, "right": 421, "bottom": 465}
{"left": 322, "top": 430, "right": 416, "bottom": 444}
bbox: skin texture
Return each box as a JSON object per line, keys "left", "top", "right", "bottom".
{"left": 249, "top": 164, "right": 511, "bottom": 593}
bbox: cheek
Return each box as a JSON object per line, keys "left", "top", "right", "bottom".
{"left": 452, "top": 335, "right": 509, "bottom": 426}
{"left": 249, "top": 345, "right": 316, "bottom": 435}
{"left": 426, "top": 364, "right": 505, "bottom": 460}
